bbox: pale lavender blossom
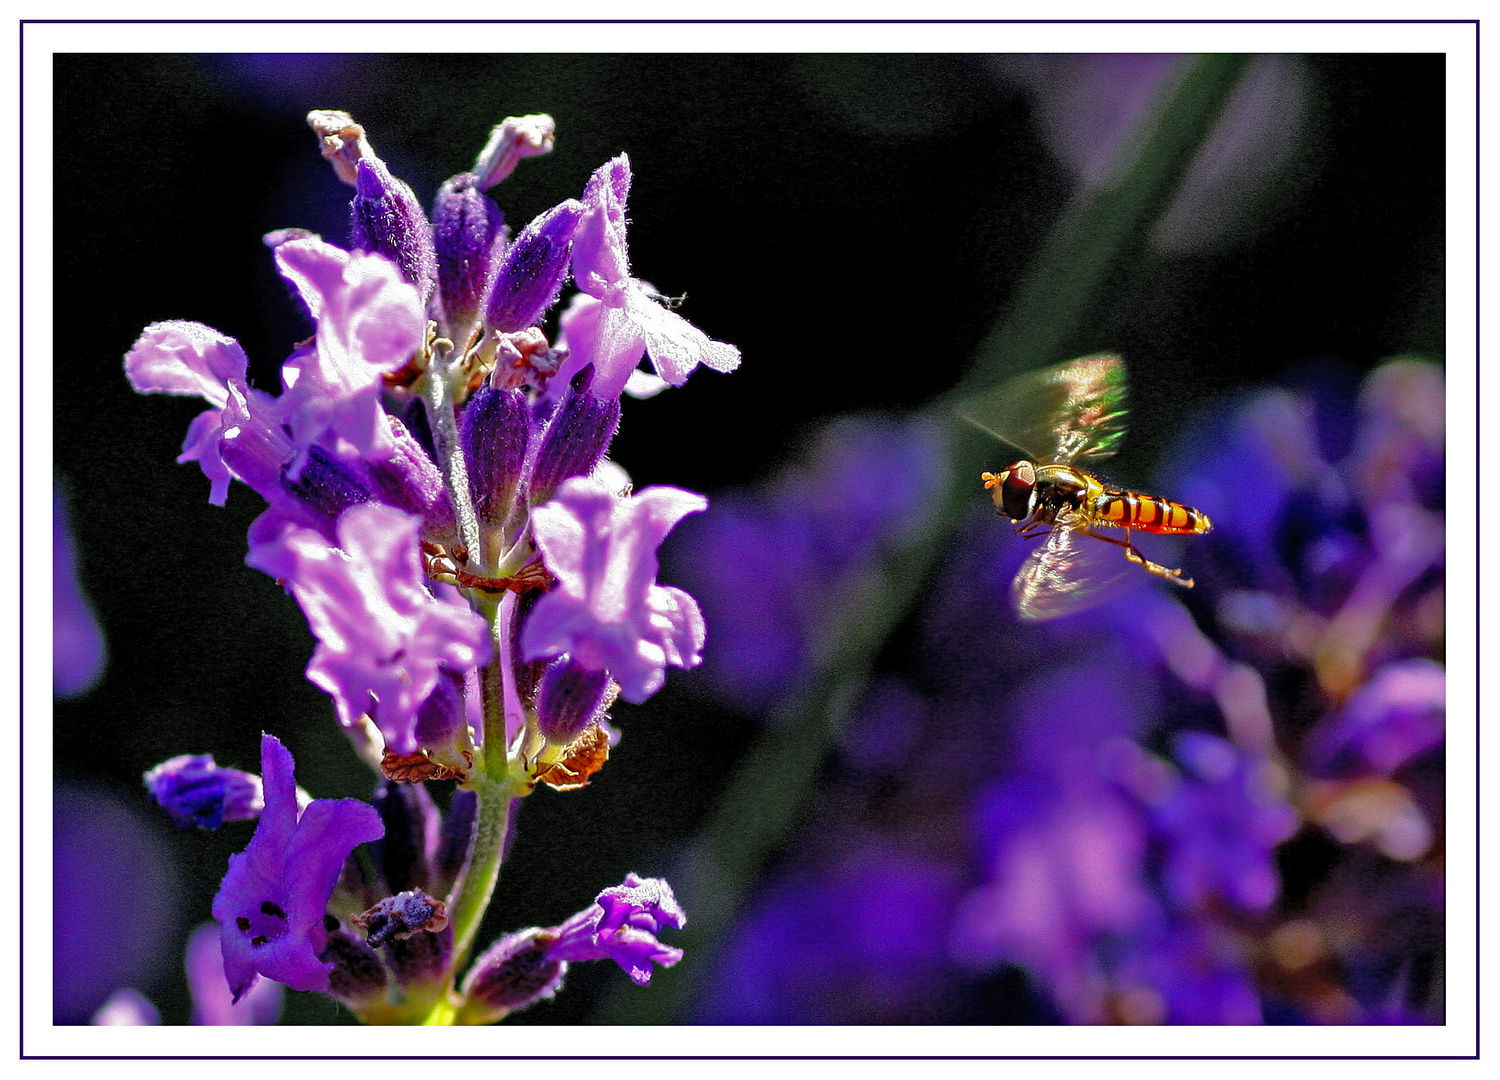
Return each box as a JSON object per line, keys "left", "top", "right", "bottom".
{"left": 521, "top": 477, "right": 707, "bottom": 703}
{"left": 246, "top": 503, "right": 491, "bottom": 754}
{"left": 271, "top": 238, "right": 426, "bottom": 469}
{"left": 123, "top": 320, "right": 258, "bottom": 505}
{"left": 556, "top": 155, "right": 739, "bottom": 399}
{"left": 212, "top": 734, "right": 383, "bottom": 1002}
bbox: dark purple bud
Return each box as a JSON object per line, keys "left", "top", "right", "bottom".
{"left": 399, "top": 398, "right": 437, "bottom": 460}
{"left": 319, "top": 915, "right": 389, "bottom": 1007}
{"left": 280, "top": 443, "right": 375, "bottom": 525}
{"left": 432, "top": 172, "right": 506, "bottom": 342}
{"left": 459, "top": 929, "right": 566, "bottom": 1022}
{"left": 370, "top": 781, "right": 439, "bottom": 895}
{"left": 484, "top": 199, "right": 584, "bottom": 334}
{"left": 368, "top": 414, "right": 456, "bottom": 540}
{"left": 411, "top": 671, "right": 470, "bottom": 776}
{"left": 143, "top": 754, "right": 263, "bottom": 830}
{"left": 382, "top": 915, "right": 453, "bottom": 989}
{"left": 354, "top": 888, "right": 449, "bottom": 948}
{"left": 459, "top": 382, "right": 531, "bottom": 527}
{"left": 528, "top": 364, "right": 621, "bottom": 506}
{"left": 352, "top": 157, "right": 438, "bottom": 303}
{"left": 536, "top": 658, "right": 611, "bottom": 745}
{"left": 433, "top": 788, "right": 477, "bottom": 898}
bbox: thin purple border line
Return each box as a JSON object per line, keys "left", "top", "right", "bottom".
{"left": 21, "top": 18, "right": 1478, "bottom": 1058}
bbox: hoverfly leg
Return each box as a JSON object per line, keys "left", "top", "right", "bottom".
{"left": 1079, "top": 527, "right": 1194, "bottom": 589}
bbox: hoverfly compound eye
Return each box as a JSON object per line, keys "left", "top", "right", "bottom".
{"left": 992, "top": 460, "right": 1036, "bottom": 521}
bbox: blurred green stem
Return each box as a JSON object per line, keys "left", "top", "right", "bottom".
{"left": 600, "top": 54, "right": 1252, "bottom": 1024}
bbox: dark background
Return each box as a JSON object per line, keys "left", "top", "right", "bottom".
{"left": 52, "top": 52, "right": 1444, "bottom": 1024}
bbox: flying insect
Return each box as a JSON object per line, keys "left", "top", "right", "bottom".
{"left": 961, "top": 354, "right": 1211, "bottom": 620}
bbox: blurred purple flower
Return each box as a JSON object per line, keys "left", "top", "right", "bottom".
{"left": 669, "top": 414, "right": 945, "bottom": 712}
{"left": 994, "top": 54, "right": 1309, "bottom": 254}
{"left": 246, "top": 504, "right": 491, "bottom": 755}
{"left": 187, "top": 922, "right": 286, "bottom": 1025}
{"left": 694, "top": 842, "right": 963, "bottom": 1024}
{"left": 1141, "top": 733, "right": 1300, "bottom": 916}
{"left": 1304, "top": 659, "right": 1445, "bottom": 779}
{"left": 521, "top": 477, "right": 707, "bottom": 704}
{"left": 90, "top": 989, "right": 160, "bottom": 1026}
{"left": 211, "top": 734, "right": 383, "bottom": 1002}
{"left": 53, "top": 485, "right": 105, "bottom": 697}
{"left": 55, "top": 784, "right": 184, "bottom": 1023}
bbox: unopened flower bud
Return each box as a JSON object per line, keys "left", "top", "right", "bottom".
{"left": 432, "top": 173, "right": 506, "bottom": 344}
{"left": 318, "top": 915, "right": 389, "bottom": 1009}
{"left": 484, "top": 199, "right": 584, "bottom": 334}
{"left": 368, "top": 413, "right": 457, "bottom": 541}
{"left": 458, "top": 928, "right": 566, "bottom": 1023}
{"left": 459, "top": 382, "right": 531, "bottom": 527}
{"left": 528, "top": 365, "right": 621, "bottom": 506}
{"left": 370, "top": 780, "right": 439, "bottom": 895}
{"left": 353, "top": 157, "right": 438, "bottom": 303}
{"left": 432, "top": 787, "right": 477, "bottom": 899}
{"left": 536, "top": 658, "right": 611, "bottom": 746}
{"left": 144, "top": 754, "right": 263, "bottom": 829}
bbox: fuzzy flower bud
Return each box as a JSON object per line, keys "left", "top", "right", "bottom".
{"left": 432, "top": 172, "right": 506, "bottom": 342}
{"left": 352, "top": 157, "right": 439, "bottom": 303}
{"left": 484, "top": 199, "right": 584, "bottom": 334}
{"left": 527, "top": 365, "right": 621, "bottom": 507}
{"left": 536, "top": 658, "right": 611, "bottom": 746}
{"left": 459, "top": 381, "right": 531, "bottom": 527}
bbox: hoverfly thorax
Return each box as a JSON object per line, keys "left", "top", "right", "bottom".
{"left": 984, "top": 460, "right": 1037, "bottom": 522}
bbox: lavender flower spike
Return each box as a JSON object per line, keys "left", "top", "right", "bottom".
{"left": 557, "top": 154, "right": 740, "bottom": 399}
{"left": 521, "top": 477, "right": 708, "bottom": 703}
{"left": 246, "top": 503, "right": 491, "bottom": 757}
{"left": 211, "top": 734, "right": 383, "bottom": 1002}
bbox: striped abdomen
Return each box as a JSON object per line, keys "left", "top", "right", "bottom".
{"left": 1094, "top": 489, "right": 1212, "bottom": 534}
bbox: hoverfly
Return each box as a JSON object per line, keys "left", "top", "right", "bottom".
{"left": 959, "top": 354, "right": 1211, "bottom": 621}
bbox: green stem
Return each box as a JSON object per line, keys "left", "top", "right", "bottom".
{"left": 418, "top": 364, "right": 482, "bottom": 563}
{"left": 444, "top": 771, "right": 518, "bottom": 976}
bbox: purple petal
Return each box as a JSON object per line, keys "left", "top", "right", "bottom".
{"left": 272, "top": 238, "right": 426, "bottom": 462}
{"left": 186, "top": 922, "right": 284, "bottom": 1025}
{"left": 246, "top": 504, "right": 490, "bottom": 753}
{"left": 124, "top": 320, "right": 248, "bottom": 406}
{"left": 522, "top": 479, "right": 707, "bottom": 703}
{"left": 211, "top": 734, "right": 383, "bottom": 1001}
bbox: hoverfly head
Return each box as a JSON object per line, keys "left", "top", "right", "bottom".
{"left": 983, "top": 460, "right": 1037, "bottom": 521}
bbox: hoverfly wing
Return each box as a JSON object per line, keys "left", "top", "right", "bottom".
{"left": 957, "top": 353, "right": 1128, "bottom": 466}
{"left": 1011, "top": 521, "right": 1133, "bottom": 621}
